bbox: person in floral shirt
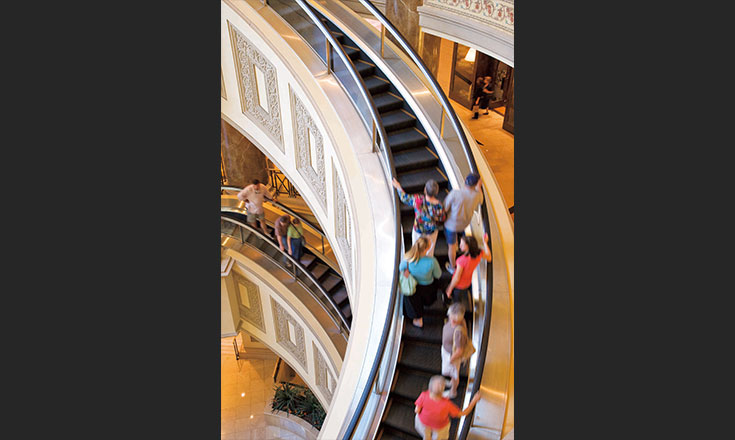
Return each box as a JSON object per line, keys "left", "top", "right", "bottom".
{"left": 392, "top": 178, "right": 446, "bottom": 256}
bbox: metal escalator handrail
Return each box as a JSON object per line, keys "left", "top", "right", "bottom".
{"left": 292, "top": 0, "right": 391, "bottom": 160}
{"left": 347, "top": 0, "right": 476, "bottom": 158}
{"left": 276, "top": 1, "right": 403, "bottom": 437}
{"left": 255, "top": 2, "right": 403, "bottom": 436}
{"left": 327, "top": 2, "right": 500, "bottom": 437}
{"left": 221, "top": 215, "right": 350, "bottom": 335}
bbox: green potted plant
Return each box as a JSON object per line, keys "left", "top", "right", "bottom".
{"left": 271, "top": 382, "right": 325, "bottom": 430}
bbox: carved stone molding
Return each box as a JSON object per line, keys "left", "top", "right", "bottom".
{"left": 313, "top": 342, "right": 335, "bottom": 403}
{"left": 334, "top": 167, "right": 352, "bottom": 276}
{"left": 292, "top": 89, "right": 327, "bottom": 210}
{"left": 233, "top": 270, "right": 266, "bottom": 332}
{"left": 423, "top": 0, "right": 514, "bottom": 35}
{"left": 221, "top": 69, "right": 226, "bottom": 99}
{"left": 271, "top": 298, "right": 307, "bottom": 369}
{"left": 228, "top": 21, "right": 284, "bottom": 150}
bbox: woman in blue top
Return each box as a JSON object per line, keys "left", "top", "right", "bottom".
{"left": 399, "top": 236, "right": 442, "bottom": 328}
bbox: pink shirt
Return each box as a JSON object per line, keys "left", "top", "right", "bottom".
{"left": 455, "top": 254, "right": 481, "bottom": 289}
{"left": 414, "top": 391, "right": 460, "bottom": 430}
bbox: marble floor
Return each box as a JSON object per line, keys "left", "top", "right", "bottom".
{"left": 451, "top": 99, "right": 515, "bottom": 210}
{"left": 435, "top": 36, "right": 515, "bottom": 211}
{"left": 221, "top": 336, "right": 278, "bottom": 440}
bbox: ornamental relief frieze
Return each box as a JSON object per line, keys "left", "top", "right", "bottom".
{"left": 334, "top": 166, "right": 352, "bottom": 277}
{"left": 292, "top": 89, "right": 327, "bottom": 210}
{"left": 233, "top": 270, "right": 266, "bottom": 333}
{"left": 424, "top": 0, "right": 514, "bottom": 34}
{"left": 271, "top": 298, "right": 307, "bottom": 369}
{"left": 228, "top": 22, "right": 284, "bottom": 150}
{"left": 221, "top": 69, "right": 226, "bottom": 99}
{"left": 313, "top": 342, "right": 335, "bottom": 403}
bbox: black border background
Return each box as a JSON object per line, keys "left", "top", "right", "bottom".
{"left": 4, "top": 0, "right": 733, "bottom": 438}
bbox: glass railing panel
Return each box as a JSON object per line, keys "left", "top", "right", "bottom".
{"left": 221, "top": 216, "right": 350, "bottom": 335}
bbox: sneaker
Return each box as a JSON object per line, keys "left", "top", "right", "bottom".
{"left": 445, "top": 262, "right": 455, "bottom": 274}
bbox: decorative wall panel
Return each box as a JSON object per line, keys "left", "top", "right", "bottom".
{"left": 221, "top": 69, "right": 226, "bottom": 99}
{"left": 313, "top": 342, "right": 335, "bottom": 403}
{"left": 228, "top": 22, "right": 284, "bottom": 150}
{"left": 424, "top": 0, "right": 514, "bottom": 35}
{"left": 292, "top": 89, "right": 327, "bottom": 210}
{"left": 271, "top": 298, "right": 307, "bottom": 369}
{"left": 334, "top": 167, "right": 352, "bottom": 276}
{"left": 233, "top": 271, "right": 265, "bottom": 332}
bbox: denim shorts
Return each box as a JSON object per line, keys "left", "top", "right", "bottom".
{"left": 443, "top": 227, "right": 464, "bottom": 245}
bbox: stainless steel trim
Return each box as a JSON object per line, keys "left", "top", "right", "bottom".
{"left": 221, "top": 215, "right": 351, "bottom": 335}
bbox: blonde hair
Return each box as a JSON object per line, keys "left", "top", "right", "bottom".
{"left": 404, "top": 237, "right": 430, "bottom": 263}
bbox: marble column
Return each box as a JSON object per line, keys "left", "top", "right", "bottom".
{"left": 385, "top": 0, "right": 441, "bottom": 79}
{"left": 385, "top": 0, "right": 420, "bottom": 51}
{"left": 221, "top": 119, "right": 269, "bottom": 188}
{"left": 421, "top": 33, "right": 442, "bottom": 78}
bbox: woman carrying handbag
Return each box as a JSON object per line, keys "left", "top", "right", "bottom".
{"left": 399, "top": 237, "right": 442, "bottom": 328}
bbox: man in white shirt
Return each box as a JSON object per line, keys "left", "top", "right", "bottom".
{"left": 237, "top": 179, "right": 276, "bottom": 236}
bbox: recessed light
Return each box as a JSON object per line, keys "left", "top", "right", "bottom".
{"left": 241, "top": 393, "right": 245, "bottom": 397}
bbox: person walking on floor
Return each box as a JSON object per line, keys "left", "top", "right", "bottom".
{"left": 399, "top": 237, "right": 442, "bottom": 328}
{"left": 287, "top": 217, "right": 305, "bottom": 262}
{"left": 443, "top": 173, "right": 484, "bottom": 274}
{"left": 237, "top": 179, "right": 276, "bottom": 236}
{"left": 470, "top": 77, "right": 485, "bottom": 120}
{"left": 414, "top": 375, "right": 481, "bottom": 440}
{"left": 479, "top": 76, "right": 494, "bottom": 115}
{"left": 444, "top": 234, "right": 492, "bottom": 312}
{"left": 441, "top": 303, "right": 472, "bottom": 399}
{"left": 392, "top": 178, "right": 446, "bottom": 256}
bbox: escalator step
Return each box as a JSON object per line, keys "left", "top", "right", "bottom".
{"left": 400, "top": 215, "right": 414, "bottom": 234}
{"left": 364, "top": 75, "right": 391, "bottom": 94}
{"left": 398, "top": 341, "right": 443, "bottom": 375}
{"left": 343, "top": 44, "right": 361, "bottom": 60}
{"left": 310, "top": 262, "right": 329, "bottom": 280}
{"left": 299, "top": 253, "right": 315, "bottom": 268}
{"left": 396, "top": 168, "right": 448, "bottom": 194}
{"left": 381, "top": 109, "right": 417, "bottom": 132}
{"left": 330, "top": 31, "right": 345, "bottom": 43}
{"left": 378, "top": 426, "right": 421, "bottom": 440}
{"left": 393, "top": 147, "right": 439, "bottom": 172}
{"left": 355, "top": 59, "right": 376, "bottom": 77}
{"left": 382, "top": 398, "right": 420, "bottom": 436}
{"left": 387, "top": 128, "right": 428, "bottom": 151}
{"left": 332, "top": 285, "right": 348, "bottom": 305}
{"left": 321, "top": 273, "right": 342, "bottom": 292}
{"left": 391, "top": 369, "right": 432, "bottom": 401}
{"left": 373, "top": 92, "right": 405, "bottom": 113}
{"left": 340, "top": 303, "right": 352, "bottom": 319}
{"left": 403, "top": 314, "right": 444, "bottom": 344}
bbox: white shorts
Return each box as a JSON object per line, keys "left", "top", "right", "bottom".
{"left": 441, "top": 346, "right": 460, "bottom": 380}
{"left": 415, "top": 414, "right": 450, "bottom": 440}
{"left": 412, "top": 229, "right": 439, "bottom": 257}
